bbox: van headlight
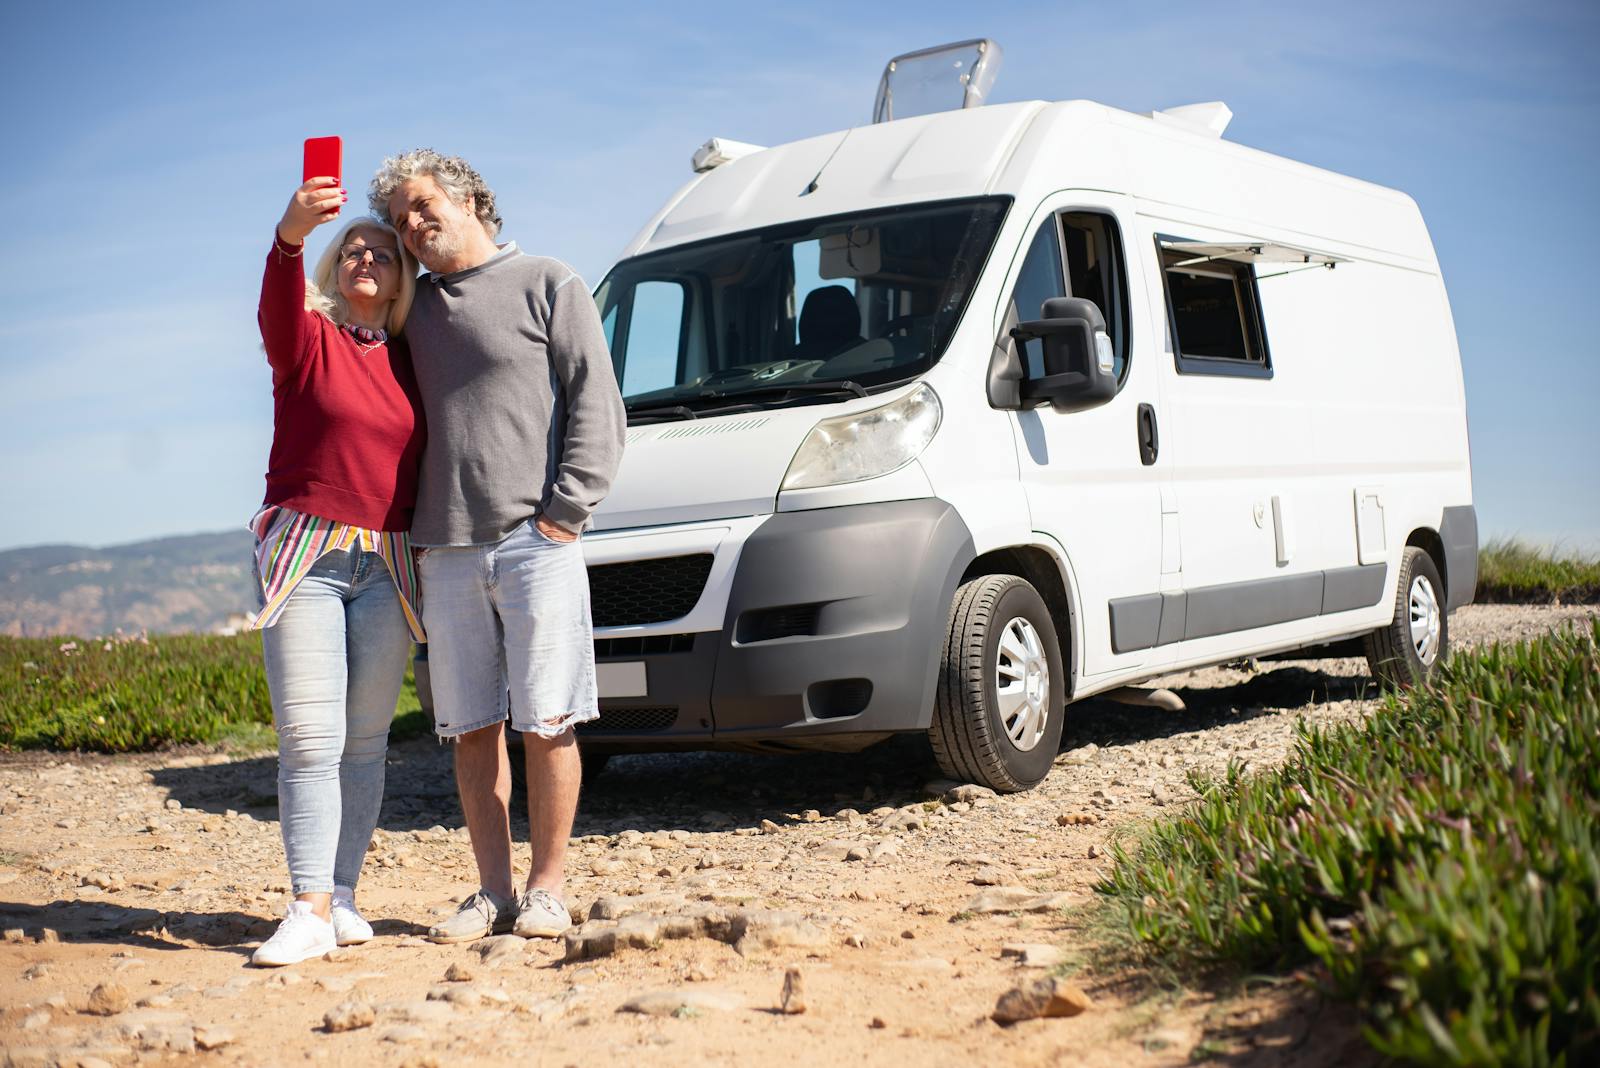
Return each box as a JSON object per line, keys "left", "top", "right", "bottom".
{"left": 780, "top": 383, "right": 942, "bottom": 491}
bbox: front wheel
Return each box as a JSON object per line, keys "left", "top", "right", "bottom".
{"left": 1364, "top": 546, "right": 1449, "bottom": 688}
{"left": 930, "top": 574, "right": 1066, "bottom": 793}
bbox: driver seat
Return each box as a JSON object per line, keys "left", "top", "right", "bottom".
{"left": 794, "top": 285, "right": 862, "bottom": 361}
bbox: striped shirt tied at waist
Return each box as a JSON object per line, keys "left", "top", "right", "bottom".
{"left": 247, "top": 505, "right": 425, "bottom": 643}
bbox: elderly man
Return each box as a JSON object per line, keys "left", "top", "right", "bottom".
{"left": 369, "top": 150, "right": 625, "bottom": 942}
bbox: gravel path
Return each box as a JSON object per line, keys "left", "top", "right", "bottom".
{"left": 2, "top": 604, "right": 1592, "bottom": 1067}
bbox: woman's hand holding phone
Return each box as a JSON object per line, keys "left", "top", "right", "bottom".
{"left": 276, "top": 177, "right": 346, "bottom": 247}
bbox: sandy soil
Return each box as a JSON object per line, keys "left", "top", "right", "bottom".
{"left": 2, "top": 604, "right": 1593, "bottom": 1067}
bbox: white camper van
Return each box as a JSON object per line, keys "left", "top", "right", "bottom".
{"left": 575, "top": 41, "right": 1476, "bottom": 791}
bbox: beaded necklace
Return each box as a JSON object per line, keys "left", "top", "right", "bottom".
{"left": 344, "top": 323, "right": 387, "bottom": 354}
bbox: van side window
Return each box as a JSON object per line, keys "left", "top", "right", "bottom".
{"left": 1061, "top": 212, "right": 1131, "bottom": 383}
{"left": 615, "top": 279, "right": 689, "bottom": 396}
{"left": 1157, "top": 239, "right": 1272, "bottom": 377}
{"left": 1009, "top": 222, "right": 1065, "bottom": 379}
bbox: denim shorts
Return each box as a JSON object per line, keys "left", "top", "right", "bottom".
{"left": 417, "top": 518, "right": 599, "bottom": 739}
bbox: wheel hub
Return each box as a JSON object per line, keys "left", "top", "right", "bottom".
{"left": 1408, "top": 574, "right": 1441, "bottom": 666}
{"left": 995, "top": 616, "right": 1050, "bottom": 751}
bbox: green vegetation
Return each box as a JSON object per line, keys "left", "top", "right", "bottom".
{"left": 1099, "top": 620, "right": 1600, "bottom": 1065}
{"left": 1477, "top": 539, "right": 1600, "bottom": 604}
{"left": 0, "top": 633, "right": 426, "bottom": 753}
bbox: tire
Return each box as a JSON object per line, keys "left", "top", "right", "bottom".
{"left": 1364, "top": 546, "right": 1449, "bottom": 689}
{"left": 930, "top": 574, "right": 1065, "bottom": 793}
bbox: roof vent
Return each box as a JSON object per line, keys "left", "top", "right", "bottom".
{"left": 873, "top": 38, "right": 1003, "bottom": 124}
{"left": 1151, "top": 101, "right": 1233, "bottom": 138}
{"left": 691, "top": 137, "right": 765, "bottom": 173}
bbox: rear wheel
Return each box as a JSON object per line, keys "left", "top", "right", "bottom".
{"left": 930, "top": 574, "right": 1065, "bottom": 793}
{"left": 1364, "top": 546, "right": 1448, "bottom": 688}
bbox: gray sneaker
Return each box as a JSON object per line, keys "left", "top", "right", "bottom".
{"left": 512, "top": 887, "right": 572, "bottom": 939}
{"left": 427, "top": 888, "right": 517, "bottom": 944}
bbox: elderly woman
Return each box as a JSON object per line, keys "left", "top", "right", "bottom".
{"left": 247, "top": 176, "right": 425, "bottom": 966}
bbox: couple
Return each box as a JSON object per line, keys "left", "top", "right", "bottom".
{"left": 248, "top": 149, "right": 625, "bottom": 966}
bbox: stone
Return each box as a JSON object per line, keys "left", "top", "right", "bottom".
{"left": 314, "top": 977, "right": 354, "bottom": 994}
{"left": 870, "top": 1016, "right": 888, "bottom": 1029}
{"left": 992, "top": 977, "right": 1094, "bottom": 1024}
{"left": 759, "top": 819, "right": 783, "bottom": 834}
{"left": 444, "top": 961, "right": 474, "bottom": 982}
{"left": 193, "top": 1024, "right": 234, "bottom": 1050}
{"left": 4, "top": 927, "right": 27, "bottom": 943}
{"left": 380, "top": 1025, "right": 428, "bottom": 1044}
{"left": 882, "top": 807, "right": 927, "bottom": 832}
{"left": 1087, "top": 845, "right": 1102, "bottom": 860}
{"left": 1056, "top": 812, "right": 1099, "bottom": 826}
{"left": 779, "top": 966, "right": 806, "bottom": 1014}
{"left": 323, "top": 1000, "right": 376, "bottom": 1032}
{"left": 590, "top": 858, "right": 626, "bottom": 877}
{"left": 696, "top": 852, "right": 723, "bottom": 870}
{"left": 475, "top": 935, "right": 526, "bottom": 964}
{"left": 20, "top": 1009, "right": 50, "bottom": 1030}
{"left": 22, "top": 962, "right": 51, "bottom": 980}
{"left": 964, "top": 888, "right": 1082, "bottom": 915}
{"left": 380, "top": 999, "right": 455, "bottom": 1025}
{"left": 730, "top": 909, "right": 831, "bottom": 957}
{"left": 618, "top": 988, "right": 741, "bottom": 1017}
{"left": 869, "top": 840, "right": 900, "bottom": 861}
{"left": 971, "top": 866, "right": 1013, "bottom": 886}
{"left": 427, "top": 984, "right": 485, "bottom": 1008}
{"left": 38, "top": 928, "right": 60, "bottom": 944}
{"left": 85, "top": 981, "right": 131, "bottom": 1015}
{"left": 813, "top": 840, "right": 857, "bottom": 861}
{"left": 845, "top": 845, "right": 871, "bottom": 862}
{"left": 1000, "top": 943, "right": 1066, "bottom": 969}
{"left": 944, "top": 784, "right": 998, "bottom": 804}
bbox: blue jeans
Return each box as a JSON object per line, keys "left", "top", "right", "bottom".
{"left": 261, "top": 548, "right": 412, "bottom": 895}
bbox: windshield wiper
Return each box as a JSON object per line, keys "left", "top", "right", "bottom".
{"left": 625, "top": 404, "right": 698, "bottom": 424}
{"left": 696, "top": 380, "right": 868, "bottom": 401}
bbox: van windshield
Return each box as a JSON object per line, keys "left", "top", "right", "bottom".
{"left": 595, "top": 197, "right": 1009, "bottom": 418}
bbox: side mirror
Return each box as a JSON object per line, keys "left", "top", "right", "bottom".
{"left": 1011, "top": 297, "right": 1117, "bottom": 413}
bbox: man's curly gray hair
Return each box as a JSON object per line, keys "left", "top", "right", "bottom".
{"left": 368, "top": 148, "right": 503, "bottom": 237}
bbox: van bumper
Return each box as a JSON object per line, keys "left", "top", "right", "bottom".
{"left": 585, "top": 498, "right": 975, "bottom": 751}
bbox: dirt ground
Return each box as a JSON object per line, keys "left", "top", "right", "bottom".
{"left": 3, "top": 604, "right": 1594, "bottom": 1068}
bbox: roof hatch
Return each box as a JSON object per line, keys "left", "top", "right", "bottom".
{"left": 872, "top": 39, "right": 1003, "bottom": 124}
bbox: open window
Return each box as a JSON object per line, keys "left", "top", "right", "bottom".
{"left": 1155, "top": 236, "right": 1330, "bottom": 378}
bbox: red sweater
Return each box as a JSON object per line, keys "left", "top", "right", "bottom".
{"left": 258, "top": 235, "right": 424, "bottom": 531}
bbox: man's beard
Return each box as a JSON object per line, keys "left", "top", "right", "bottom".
{"left": 413, "top": 224, "right": 463, "bottom": 271}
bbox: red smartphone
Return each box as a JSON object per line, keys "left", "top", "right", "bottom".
{"left": 302, "top": 136, "right": 343, "bottom": 185}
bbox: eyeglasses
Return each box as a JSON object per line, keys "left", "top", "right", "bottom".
{"left": 339, "top": 244, "right": 399, "bottom": 266}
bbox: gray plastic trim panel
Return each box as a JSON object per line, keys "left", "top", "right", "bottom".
{"left": 1321, "top": 564, "right": 1388, "bottom": 615}
{"left": 1108, "top": 562, "right": 1391, "bottom": 653}
{"left": 1108, "top": 594, "right": 1162, "bottom": 653}
{"left": 1439, "top": 505, "right": 1478, "bottom": 610}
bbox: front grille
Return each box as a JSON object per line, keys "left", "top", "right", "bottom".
{"left": 588, "top": 555, "right": 714, "bottom": 627}
{"left": 580, "top": 706, "right": 678, "bottom": 733}
{"left": 594, "top": 633, "right": 696, "bottom": 658}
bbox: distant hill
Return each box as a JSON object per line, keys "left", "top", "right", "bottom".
{"left": 0, "top": 530, "right": 257, "bottom": 637}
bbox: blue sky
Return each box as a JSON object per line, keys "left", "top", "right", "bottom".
{"left": 1, "top": 1, "right": 1596, "bottom": 551}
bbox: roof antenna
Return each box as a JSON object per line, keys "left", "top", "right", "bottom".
{"left": 800, "top": 127, "right": 853, "bottom": 197}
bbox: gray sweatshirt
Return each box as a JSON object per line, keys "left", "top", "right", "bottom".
{"left": 405, "top": 244, "right": 626, "bottom": 545}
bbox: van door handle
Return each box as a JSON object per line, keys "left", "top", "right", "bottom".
{"left": 1137, "top": 403, "right": 1159, "bottom": 465}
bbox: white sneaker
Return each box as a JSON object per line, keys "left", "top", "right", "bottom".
{"left": 331, "top": 887, "right": 373, "bottom": 946}
{"left": 251, "top": 900, "right": 336, "bottom": 966}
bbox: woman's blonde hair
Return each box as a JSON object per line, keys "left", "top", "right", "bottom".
{"left": 306, "top": 217, "right": 417, "bottom": 335}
